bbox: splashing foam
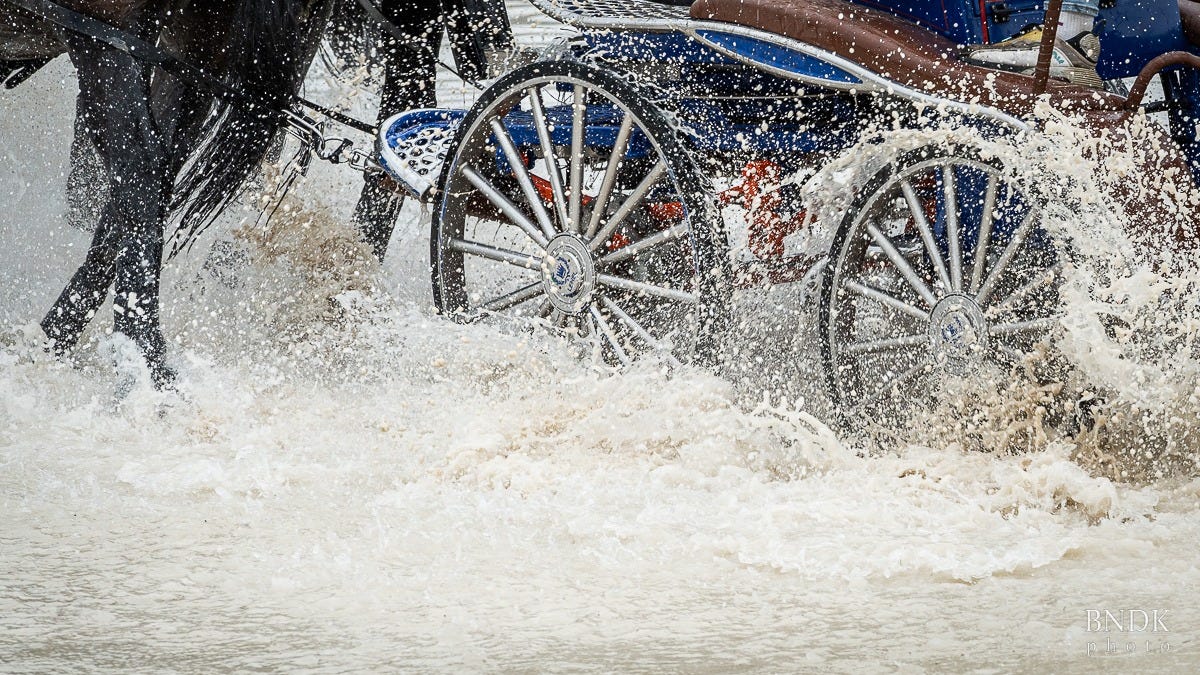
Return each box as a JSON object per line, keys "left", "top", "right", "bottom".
{"left": 236, "top": 189, "right": 381, "bottom": 331}
{"left": 796, "top": 103, "right": 1200, "bottom": 483}
{"left": 176, "top": 110, "right": 1197, "bottom": 545}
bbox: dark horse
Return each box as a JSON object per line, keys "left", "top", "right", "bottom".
{"left": 1, "top": 0, "right": 331, "bottom": 386}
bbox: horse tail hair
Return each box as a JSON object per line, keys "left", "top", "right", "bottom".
{"left": 167, "top": 0, "right": 318, "bottom": 256}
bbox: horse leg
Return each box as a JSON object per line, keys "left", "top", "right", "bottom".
{"left": 41, "top": 58, "right": 120, "bottom": 353}
{"left": 43, "top": 27, "right": 173, "bottom": 387}
{"left": 352, "top": 0, "right": 444, "bottom": 261}
{"left": 40, "top": 217, "right": 119, "bottom": 352}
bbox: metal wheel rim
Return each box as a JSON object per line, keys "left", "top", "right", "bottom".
{"left": 826, "top": 153, "right": 1061, "bottom": 419}
{"left": 434, "top": 71, "right": 707, "bottom": 366}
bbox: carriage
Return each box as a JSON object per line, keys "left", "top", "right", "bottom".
{"left": 375, "top": 0, "right": 1200, "bottom": 422}
{"left": 5, "top": 0, "right": 1199, "bottom": 416}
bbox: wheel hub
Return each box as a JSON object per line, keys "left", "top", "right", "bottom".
{"left": 542, "top": 234, "right": 596, "bottom": 314}
{"left": 927, "top": 294, "right": 989, "bottom": 375}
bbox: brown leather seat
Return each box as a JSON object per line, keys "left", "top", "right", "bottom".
{"left": 1182, "top": 0, "right": 1200, "bottom": 48}
{"left": 690, "top": 0, "right": 1123, "bottom": 116}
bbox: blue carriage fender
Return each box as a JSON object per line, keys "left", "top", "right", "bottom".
{"left": 378, "top": 108, "right": 467, "bottom": 202}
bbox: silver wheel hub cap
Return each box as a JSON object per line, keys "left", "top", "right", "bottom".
{"left": 928, "top": 294, "right": 988, "bottom": 375}
{"left": 543, "top": 234, "right": 596, "bottom": 314}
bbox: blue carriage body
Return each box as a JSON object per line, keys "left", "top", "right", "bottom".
{"left": 381, "top": 0, "right": 1199, "bottom": 401}
{"left": 381, "top": 0, "right": 1200, "bottom": 196}
{"left": 571, "top": 0, "right": 1200, "bottom": 179}
{"left": 581, "top": 0, "right": 1195, "bottom": 83}
{"left": 852, "top": 0, "right": 1194, "bottom": 79}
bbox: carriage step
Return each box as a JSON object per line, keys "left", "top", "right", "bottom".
{"left": 378, "top": 108, "right": 466, "bottom": 202}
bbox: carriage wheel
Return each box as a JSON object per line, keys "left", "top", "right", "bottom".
{"left": 431, "top": 60, "right": 727, "bottom": 365}
{"left": 819, "top": 144, "right": 1063, "bottom": 427}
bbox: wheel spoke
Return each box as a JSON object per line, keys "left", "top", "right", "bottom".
{"left": 976, "top": 209, "right": 1038, "bottom": 306}
{"left": 993, "top": 343, "right": 1029, "bottom": 366}
{"left": 843, "top": 280, "right": 928, "bottom": 321}
{"left": 589, "top": 161, "right": 667, "bottom": 252}
{"left": 597, "top": 273, "right": 697, "bottom": 305}
{"left": 844, "top": 333, "right": 927, "bottom": 355}
{"left": 866, "top": 223, "right": 938, "bottom": 308}
{"left": 968, "top": 173, "right": 999, "bottom": 294}
{"left": 528, "top": 87, "right": 570, "bottom": 230}
{"left": 489, "top": 118, "right": 557, "bottom": 241}
{"left": 481, "top": 282, "right": 543, "bottom": 312}
{"left": 450, "top": 238, "right": 545, "bottom": 271}
{"left": 990, "top": 317, "right": 1057, "bottom": 336}
{"left": 943, "top": 166, "right": 963, "bottom": 292}
{"left": 900, "top": 177, "right": 952, "bottom": 291}
{"left": 569, "top": 84, "right": 585, "bottom": 233}
{"left": 580, "top": 311, "right": 595, "bottom": 338}
{"left": 585, "top": 114, "right": 635, "bottom": 239}
{"left": 590, "top": 304, "right": 631, "bottom": 365}
{"left": 600, "top": 296, "right": 681, "bottom": 366}
{"left": 599, "top": 224, "right": 688, "bottom": 266}
{"left": 461, "top": 166, "right": 549, "bottom": 249}
{"left": 986, "top": 264, "right": 1061, "bottom": 318}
